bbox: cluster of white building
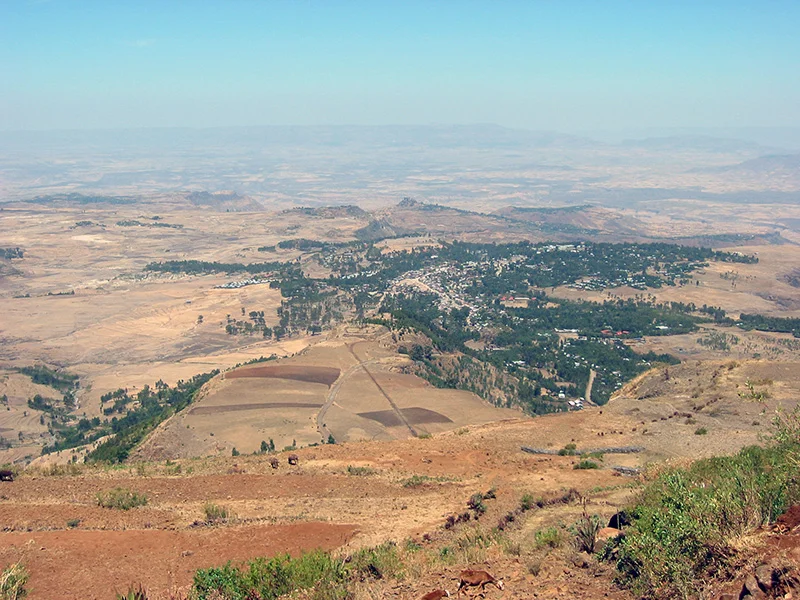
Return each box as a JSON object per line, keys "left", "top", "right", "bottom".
{"left": 215, "top": 277, "right": 273, "bottom": 289}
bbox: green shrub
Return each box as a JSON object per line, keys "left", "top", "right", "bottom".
{"left": 66, "top": 518, "right": 81, "bottom": 529}
{"left": 534, "top": 526, "right": 564, "bottom": 549}
{"left": 694, "top": 427, "right": 708, "bottom": 435}
{"left": 520, "top": 493, "right": 536, "bottom": 512}
{"left": 348, "top": 542, "right": 404, "bottom": 581}
{"left": 572, "top": 512, "right": 602, "bottom": 553}
{"left": 193, "top": 551, "right": 347, "bottom": 600}
{"left": 438, "top": 546, "right": 455, "bottom": 564}
{"left": 192, "top": 544, "right": 401, "bottom": 600}
{"left": 0, "top": 562, "right": 28, "bottom": 600}
{"left": 467, "top": 492, "right": 487, "bottom": 515}
{"left": 558, "top": 443, "right": 578, "bottom": 456}
{"left": 614, "top": 442, "right": 800, "bottom": 599}
{"left": 96, "top": 487, "right": 148, "bottom": 510}
{"left": 574, "top": 459, "right": 600, "bottom": 470}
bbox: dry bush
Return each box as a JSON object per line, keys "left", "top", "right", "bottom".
{"left": 203, "top": 503, "right": 234, "bottom": 523}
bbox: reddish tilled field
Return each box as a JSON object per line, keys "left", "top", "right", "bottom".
{"left": 0, "top": 522, "right": 356, "bottom": 600}
{"left": 224, "top": 365, "right": 341, "bottom": 386}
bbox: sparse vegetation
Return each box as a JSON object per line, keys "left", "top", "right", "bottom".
{"left": 697, "top": 331, "right": 739, "bottom": 351}
{"left": 467, "top": 492, "right": 487, "bottom": 515}
{"left": 738, "top": 378, "right": 771, "bottom": 402}
{"left": 400, "top": 474, "right": 454, "bottom": 487}
{"left": 574, "top": 459, "right": 600, "bottom": 469}
{"left": 0, "top": 247, "right": 24, "bottom": 260}
{"left": 346, "top": 465, "right": 377, "bottom": 476}
{"left": 96, "top": 487, "right": 148, "bottom": 510}
{"left": 694, "top": 427, "right": 708, "bottom": 435}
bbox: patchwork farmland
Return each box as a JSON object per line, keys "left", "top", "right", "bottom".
{"left": 135, "top": 329, "right": 518, "bottom": 460}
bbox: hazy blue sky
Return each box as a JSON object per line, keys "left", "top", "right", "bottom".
{"left": 1, "top": 1, "right": 798, "bottom": 131}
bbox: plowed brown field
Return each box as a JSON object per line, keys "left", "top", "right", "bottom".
{"left": 0, "top": 523, "right": 355, "bottom": 600}
{"left": 224, "top": 365, "right": 340, "bottom": 386}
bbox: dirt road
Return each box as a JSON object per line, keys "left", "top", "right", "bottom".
{"left": 585, "top": 369, "right": 596, "bottom": 405}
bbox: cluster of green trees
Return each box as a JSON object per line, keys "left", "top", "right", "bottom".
{"left": 739, "top": 313, "right": 800, "bottom": 337}
{"left": 145, "top": 260, "right": 284, "bottom": 275}
{"left": 510, "top": 297, "right": 699, "bottom": 337}
{"left": 18, "top": 365, "right": 79, "bottom": 392}
{"left": 87, "top": 371, "right": 218, "bottom": 463}
{"left": 439, "top": 241, "right": 755, "bottom": 291}
{"left": 43, "top": 371, "right": 217, "bottom": 460}
{"left": 375, "top": 289, "right": 681, "bottom": 409}
{"left": 276, "top": 297, "right": 339, "bottom": 335}
{"left": 27, "top": 394, "right": 56, "bottom": 413}
{"left": 377, "top": 293, "right": 477, "bottom": 352}
{"left": 276, "top": 238, "right": 354, "bottom": 251}
{"left": 101, "top": 388, "right": 133, "bottom": 415}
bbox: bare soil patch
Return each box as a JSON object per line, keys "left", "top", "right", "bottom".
{"left": 0, "top": 522, "right": 356, "bottom": 600}
{"left": 777, "top": 505, "right": 800, "bottom": 531}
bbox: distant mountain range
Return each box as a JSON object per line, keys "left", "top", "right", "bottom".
{"left": 717, "top": 153, "right": 800, "bottom": 174}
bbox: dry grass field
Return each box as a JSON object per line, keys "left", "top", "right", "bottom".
{"left": 0, "top": 200, "right": 375, "bottom": 463}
